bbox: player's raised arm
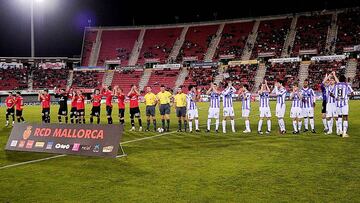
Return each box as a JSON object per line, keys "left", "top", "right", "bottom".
{"left": 206, "top": 84, "right": 213, "bottom": 95}
{"left": 127, "top": 86, "right": 134, "bottom": 97}
{"left": 332, "top": 71, "right": 339, "bottom": 83}
{"left": 322, "top": 73, "right": 329, "bottom": 84}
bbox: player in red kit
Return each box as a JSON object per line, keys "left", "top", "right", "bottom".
{"left": 68, "top": 89, "right": 78, "bottom": 123}
{"left": 102, "top": 85, "right": 114, "bottom": 124}
{"left": 38, "top": 89, "right": 51, "bottom": 123}
{"left": 5, "top": 92, "right": 16, "bottom": 126}
{"left": 75, "top": 90, "right": 86, "bottom": 124}
{"left": 115, "top": 86, "right": 126, "bottom": 124}
{"left": 90, "top": 89, "right": 102, "bottom": 124}
{"left": 15, "top": 91, "right": 25, "bottom": 123}
{"left": 128, "top": 85, "right": 142, "bottom": 131}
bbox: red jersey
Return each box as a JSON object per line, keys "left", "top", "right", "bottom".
{"left": 70, "top": 94, "right": 78, "bottom": 108}
{"left": 5, "top": 96, "right": 15, "bottom": 109}
{"left": 102, "top": 90, "right": 113, "bottom": 107}
{"left": 92, "top": 94, "right": 102, "bottom": 107}
{"left": 76, "top": 95, "right": 85, "bottom": 110}
{"left": 15, "top": 96, "right": 24, "bottom": 110}
{"left": 128, "top": 93, "right": 139, "bottom": 108}
{"left": 40, "top": 94, "right": 51, "bottom": 109}
{"left": 117, "top": 94, "right": 125, "bottom": 109}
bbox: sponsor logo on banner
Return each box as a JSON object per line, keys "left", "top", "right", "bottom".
{"left": 93, "top": 144, "right": 100, "bottom": 153}
{"left": 72, "top": 143, "right": 80, "bottom": 152}
{"left": 26, "top": 140, "right": 34, "bottom": 149}
{"left": 5, "top": 123, "right": 123, "bottom": 158}
{"left": 102, "top": 146, "right": 114, "bottom": 153}
{"left": 35, "top": 142, "right": 45, "bottom": 148}
{"left": 153, "top": 64, "right": 181, "bottom": 69}
{"left": 55, "top": 143, "right": 70, "bottom": 150}
{"left": 81, "top": 145, "right": 91, "bottom": 151}
{"left": 311, "top": 55, "right": 346, "bottom": 61}
{"left": 10, "top": 140, "right": 18, "bottom": 147}
{"left": 18, "top": 140, "right": 26, "bottom": 148}
{"left": 46, "top": 142, "right": 54, "bottom": 149}
{"left": 23, "top": 126, "right": 32, "bottom": 140}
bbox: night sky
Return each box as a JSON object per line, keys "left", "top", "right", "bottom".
{"left": 0, "top": 0, "right": 358, "bottom": 58}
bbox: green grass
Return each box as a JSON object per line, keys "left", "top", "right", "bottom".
{"left": 0, "top": 101, "right": 359, "bottom": 202}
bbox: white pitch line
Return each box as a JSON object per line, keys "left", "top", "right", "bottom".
{"left": 1, "top": 116, "right": 251, "bottom": 169}
{"left": 0, "top": 154, "right": 66, "bottom": 170}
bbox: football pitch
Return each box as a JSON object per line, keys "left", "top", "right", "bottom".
{"left": 0, "top": 101, "right": 359, "bottom": 202}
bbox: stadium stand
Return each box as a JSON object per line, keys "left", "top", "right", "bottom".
{"left": 222, "top": 64, "right": 258, "bottom": 90}
{"left": 96, "top": 30, "right": 140, "bottom": 67}
{"left": 251, "top": 18, "right": 292, "bottom": 58}
{"left": 111, "top": 69, "right": 143, "bottom": 93}
{"left": 336, "top": 8, "right": 360, "bottom": 53}
{"left": 72, "top": 70, "right": 104, "bottom": 89}
{"left": 177, "top": 25, "right": 219, "bottom": 61}
{"left": 0, "top": 67, "right": 28, "bottom": 90}
{"left": 81, "top": 30, "right": 98, "bottom": 67}
{"left": 292, "top": 14, "right": 331, "bottom": 56}
{"left": 138, "top": 28, "right": 182, "bottom": 64}
{"left": 214, "top": 21, "right": 254, "bottom": 60}
{"left": 32, "top": 68, "right": 69, "bottom": 89}
{"left": 308, "top": 60, "right": 347, "bottom": 90}
{"left": 147, "top": 68, "right": 180, "bottom": 92}
{"left": 263, "top": 62, "right": 300, "bottom": 89}
{"left": 183, "top": 67, "right": 219, "bottom": 92}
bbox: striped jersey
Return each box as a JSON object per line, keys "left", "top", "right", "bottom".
{"left": 259, "top": 91, "right": 270, "bottom": 108}
{"left": 334, "top": 82, "right": 353, "bottom": 107}
{"left": 321, "top": 83, "right": 327, "bottom": 102}
{"left": 325, "top": 85, "right": 336, "bottom": 104}
{"left": 209, "top": 91, "right": 221, "bottom": 108}
{"left": 222, "top": 87, "right": 235, "bottom": 108}
{"left": 291, "top": 92, "right": 302, "bottom": 108}
{"left": 241, "top": 91, "right": 251, "bottom": 110}
{"left": 273, "top": 86, "right": 287, "bottom": 106}
{"left": 186, "top": 92, "right": 197, "bottom": 110}
{"left": 300, "top": 87, "right": 315, "bottom": 108}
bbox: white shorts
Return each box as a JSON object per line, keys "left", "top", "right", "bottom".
{"left": 276, "top": 105, "right": 286, "bottom": 118}
{"left": 326, "top": 103, "right": 338, "bottom": 118}
{"left": 337, "top": 105, "right": 349, "bottom": 116}
{"left": 242, "top": 109, "right": 250, "bottom": 118}
{"left": 223, "top": 107, "right": 235, "bottom": 117}
{"left": 208, "top": 108, "right": 220, "bottom": 119}
{"left": 302, "top": 108, "right": 314, "bottom": 118}
{"left": 259, "top": 107, "right": 271, "bottom": 118}
{"left": 290, "top": 107, "right": 303, "bottom": 119}
{"left": 187, "top": 109, "right": 199, "bottom": 120}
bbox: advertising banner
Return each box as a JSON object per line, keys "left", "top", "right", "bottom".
{"left": 268, "top": 57, "right": 301, "bottom": 63}
{"left": 311, "top": 55, "right": 346, "bottom": 61}
{"left": 153, "top": 64, "right": 181, "bottom": 69}
{"left": 5, "top": 123, "right": 123, "bottom": 158}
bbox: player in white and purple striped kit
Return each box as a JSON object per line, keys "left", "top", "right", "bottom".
{"left": 258, "top": 80, "right": 271, "bottom": 135}
{"left": 272, "top": 81, "right": 287, "bottom": 134}
{"left": 333, "top": 75, "right": 353, "bottom": 137}
{"left": 300, "top": 79, "right": 316, "bottom": 133}
{"left": 187, "top": 85, "right": 200, "bottom": 132}
{"left": 206, "top": 83, "right": 221, "bottom": 133}
{"left": 238, "top": 84, "right": 251, "bottom": 133}
{"left": 323, "top": 72, "right": 338, "bottom": 135}
{"left": 222, "top": 81, "right": 236, "bottom": 133}
{"left": 290, "top": 83, "right": 303, "bottom": 134}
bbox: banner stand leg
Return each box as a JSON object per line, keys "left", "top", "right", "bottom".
{"left": 116, "top": 143, "right": 127, "bottom": 158}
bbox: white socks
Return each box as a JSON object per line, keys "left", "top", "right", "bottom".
{"left": 258, "top": 119, "right": 263, "bottom": 132}
{"left": 207, "top": 119, "right": 219, "bottom": 131}
{"left": 293, "top": 120, "right": 298, "bottom": 132}
{"left": 195, "top": 119, "right": 199, "bottom": 130}
{"left": 215, "top": 119, "right": 219, "bottom": 130}
{"left": 189, "top": 121, "right": 193, "bottom": 131}
{"left": 207, "top": 119, "right": 211, "bottom": 130}
{"left": 267, "top": 120, "right": 271, "bottom": 132}
{"left": 278, "top": 119, "right": 285, "bottom": 131}
{"left": 222, "top": 120, "right": 226, "bottom": 133}
{"left": 322, "top": 118, "right": 328, "bottom": 130}
{"left": 298, "top": 121, "right": 302, "bottom": 131}
{"left": 245, "top": 120, "right": 250, "bottom": 131}
{"left": 327, "top": 119, "right": 333, "bottom": 133}
{"left": 337, "top": 118, "right": 343, "bottom": 133}
{"left": 304, "top": 118, "right": 309, "bottom": 130}
{"left": 230, "top": 119, "right": 235, "bottom": 132}
{"left": 343, "top": 120, "right": 348, "bottom": 134}
{"left": 310, "top": 118, "right": 315, "bottom": 130}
